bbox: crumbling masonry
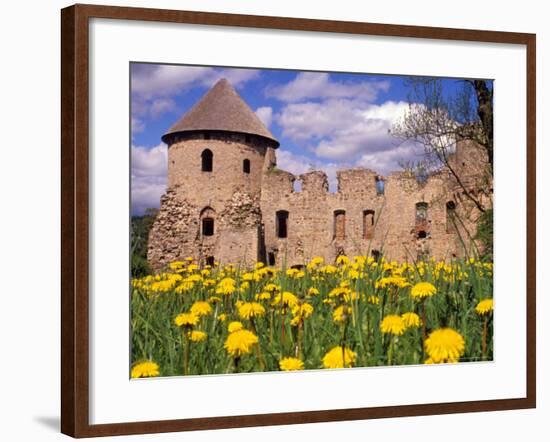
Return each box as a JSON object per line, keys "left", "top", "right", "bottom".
{"left": 147, "top": 79, "right": 492, "bottom": 271}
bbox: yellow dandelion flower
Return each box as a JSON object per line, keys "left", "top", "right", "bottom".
{"left": 272, "top": 291, "right": 298, "bottom": 308}
{"left": 208, "top": 296, "right": 222, "bottom": 303}
{"left": 279, "top": 357, "right": 304, "bottom": 371}
{"left": 309, "top": 256, "right": 325, "bottom": 267}
{"left": 293, "top": 302, "right": 314, "bottom": 317}
{"left": 255, "top": 291, "right": 271, "bottom": 301}
{"left": 238, "top": 302, "right": 266, "bottom": 320}
{"left": 410, "top": 282, "right": 437, "bottom": 300}
{"left": 307, "top": 287, "right": 320, "bottom": 297}
{"left": 475, "top": 299, "right": 494, "bottom": 316}
{"left": 322, "top": 346, "right": 357, "bottom": 369}
{"left": 216, "top": 277, "right": 237, "bottom": 295}
{"left": 328, "top": 286, "right": 351, "bottom": 298}
{"left": 174, "top": 312, "right": 199, "bottom": 327}
{"left": 131, "top": 361, "right": 160, "bottom": 378}
{"left": 424, "top": 328, "right": 465, "bottom": 363}
{"left": 401, "top": 312, "right": 421, "bottom": 329}
{"left": 264, "top": 283, "right": 280, "bottom": 293}
{"left": 218, "top": 313, "right": 227, "bottom": 322}
{"left": 224, "top": 329, "right": 259, "bottom": 357}
{"left": 190, "top": 301, "right": 212, "bottom": 317}
{"left": 169, "top": 261, "right": 185, "bottom": 271}
{"left": 380, "top": 315, "right": 406, "bottom": 335}
{"left": 227, "top": 321, "right": 243, "bottom": 333}
{"left": 188, "top": 330, "right": 207, "bottom": 342}
{"left": 333, "top": 305, "right": 352, "bottom": 323}
{"left": 375, "top": 276, "right": 410, "bottom": 289}
{"left": 336, "top": 255, "right": 350, "bottom": 265}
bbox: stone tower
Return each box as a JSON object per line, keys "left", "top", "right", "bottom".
{"left": 147, "top": 79, "right": 279, "bottom": 270}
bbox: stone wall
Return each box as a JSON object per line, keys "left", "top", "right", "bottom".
{"left": 260, "top": 140, "right": 491, "bottom": 267}
{"left": 148, "top": 135, "right": 492, "bottom": 270}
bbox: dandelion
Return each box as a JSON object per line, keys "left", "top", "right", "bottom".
{"left": 292, "top": 302, "right": 314, "bottom": 320}
{"left": 264, "top": 283, "right": 280, "bottom": 293}
{"left": 475, "top": 299, "right": 494, "bottom": 315}
{"left": 256, "top": 291, "right": 271, "bottom": 301}
{"left": 307, "top": 287, "right": 320, "bottom": 297}
{"left": 238, "top": 302, "right": 266, "bottom": 320}
{"left": 475, "top": 298, "right": 494, "bottom": 358}
{"left": 224, "top": 329, "right": 259, "bottom": 357}
{"left": 218, "top": 313, "right": 227, "bottom": 322}
{"left": 228, "top": 321, "right": 244, "bottom": 333}
{"left": 410, "top": 281, "right": 436, "bottom": 340}
{"left": 190, "top": 301, "right": 213, "bottom": 317}
{"left": 322, "top": 346, "right": 357, "bottom": 369}
{"left": 336, "top": 255, "right": 350, "bottom": 265}
{"left": 380, "top": 315, "right": 406, "bottom": 335}
{"left": 376, "top": 276, "right": 410, "bottom": 289}
{"left": 174, "top": 312, "right": 199, "bottom": 328}
{"left": 401, "top": 312, "right": 421, "bottom": 329}
{"left": 272, "top": 291, "right": 298, "bottom": 309}
{"left": 424, "top": 328, "right": 465, "bottom": 363}
{"left": 131, "top": 361, "right": 160, "bottom": 378}
{"left": 188, "top": 330, "right": 207, "bottom": 342}
{"left": 333, "top": 305, "right": 352, "bottom": 323}
{"left": 328, "top": 287, "right": 351, "bottom": 298}
{"left": 279, "top": 357, "right": 304, "bottom": 371}
{"left": 410, "top": 282, "right": 437, "bottom": 300}
{"left": 216, "top": 277, "right": 237, "bottom": 295}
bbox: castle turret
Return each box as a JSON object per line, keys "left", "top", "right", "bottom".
{"left": 148, "top": 79, "right": 279, "bottom": 270}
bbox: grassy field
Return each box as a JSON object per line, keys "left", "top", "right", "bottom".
{"left": 130, "top": 256, "right": 493, "bottom": 378}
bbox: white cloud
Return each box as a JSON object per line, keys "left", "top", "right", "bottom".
{"left": 130, "top": 64, "right": 260, "bottom": 131}
{"left": 266, "top": 72, "right": 390, "bottom": 103}
{"left": 255, "top": 106, "right": 273, "bottom": 128}
{"left": 131, "top": 117, "right": 144, "bottom": 134}
{"left": 131, "top": 65, "right": 259, "bottom": 100}
{"left": 149, "top": 98, "right": 177, "bottom": 118}
{"left": 131, "top": 143, "right": 167, "bottom": 214}
{"left": 276, "top": 99, "right": 420, "bottom": 174}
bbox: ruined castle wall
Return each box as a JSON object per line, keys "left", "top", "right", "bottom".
{"left": 149, "top": 136, "right": 491, "bottom": 271}
{"left": 260, "top": 140, "right": 491, "bottom": 267}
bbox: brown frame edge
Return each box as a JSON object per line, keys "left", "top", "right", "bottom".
{"left": 60, "top": 3, "right": 536, "bottom": 438}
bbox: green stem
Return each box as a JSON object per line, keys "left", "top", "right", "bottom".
{"left": 183, "top": 330, "right": 190, "bottom": 376}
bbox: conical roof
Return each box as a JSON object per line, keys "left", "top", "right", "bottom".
{"left": 162, "top": 78, "right": 279, "bottom": 147}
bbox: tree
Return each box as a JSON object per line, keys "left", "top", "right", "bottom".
{"left": 131, "top": 208, "right": 159, "bottom": 277}
{"left": 392, "top": 77, "right": 493, "bottom": 213}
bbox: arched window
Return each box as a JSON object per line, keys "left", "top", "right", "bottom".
{"left": 201, "top": 149, "right": 213, "bottom": 172}
{"left": 334, "top": 210, "right": 346, "bottom": 240}
{"left": 243, "top": 159, "right": 250, "bottom": 174}
{"left": 276, "top": 210, "right": 289, "bottom": 238}
{"left": 200, "top": 207, "right": 215, "bottom": 236}
{"left": 446, "top": 201, "right": 456, "bottom": 233}
{"left": 363, "top": 210, "right": 375, "bottom": 239}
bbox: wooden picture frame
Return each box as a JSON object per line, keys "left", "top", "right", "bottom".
{"left": 61, "top": 3, "right": 536, "bottom": 437}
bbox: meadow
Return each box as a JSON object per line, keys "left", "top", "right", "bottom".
{"left": 130, "top": 255, "right": 493, "bottom": 378}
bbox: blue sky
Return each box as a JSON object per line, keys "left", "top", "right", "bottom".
{"left": 130, "top": 63, "right": 478, "bottom": 215}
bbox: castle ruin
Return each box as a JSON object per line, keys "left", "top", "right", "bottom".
{"left": 147, "top": 79, "right": 491, "bottom": 270}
